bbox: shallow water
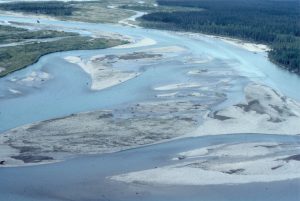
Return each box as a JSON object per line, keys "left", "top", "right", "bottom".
{"left": 0, "top": 134, "right": 299, "bottom": 201}
{"left": 0, "top": 15, "right": 300, "bottom": 132}
{"left": 0, "top": 12, "right": 300, "bottom": 201}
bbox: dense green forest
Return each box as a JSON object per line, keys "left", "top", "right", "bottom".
{"left": 0, "top": 1, "right": 76, "bottom": 16}
{"left": 141, "top": 0, "right": 300, "bottom": 74}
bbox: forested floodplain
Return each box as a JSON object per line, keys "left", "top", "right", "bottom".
{"left": 0, "top": 1, "right": 143, "bottom": 23}
{"left": 0, "top": 1, "right": 76, "bottom": 16}
{"left": 0, "top": 25, "right": 126, "bottom": 77}
{"left": 0, "top": 25, "right": 76, "bottom": 44}
{"left": 141, "top": 0, "right": 300, "bottom": 74}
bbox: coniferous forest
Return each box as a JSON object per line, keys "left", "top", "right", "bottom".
{"left": 141, "top": 0, "right": 300, "bottom": 74}
{"left": 0, "top": 1, "right": 75, "bottom": 16}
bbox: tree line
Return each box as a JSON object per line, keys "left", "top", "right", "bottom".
{"left": 141, "top": 0, "right": 300, "bottom": 74}
{"left": 0, "top": 1, "right": 76, "bottom": 16}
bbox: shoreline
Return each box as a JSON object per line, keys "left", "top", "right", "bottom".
{"left": 1, "top": 83, "right": 300, "bottom": 168}
{"left": 0, "top": 10, "right": 299, "bottom": 178}
{"left": 0, "top": 5, "right": 299, "bottom": 201}
{"left": 64, "top": 55, "right": 140, "bottom": 91}
{"left": 111, "top": 141, "right": 300, "bottom": 186}
{"left": 1, "top": 7, "right": 270, "bottom": 55}
{"left": 187, "top": 83, "right": 300, "bottom": 136}
{"left": 0, "top": 9, "right": 270, "bottom": 79}
{"left": 175, "top": 31, "right": 271, "bottom": 53}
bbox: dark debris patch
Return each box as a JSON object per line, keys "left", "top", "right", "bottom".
{"left": 211, "top": 111, "right": 232, "bottom": 121}
{"left": 282, "top": 154, "right": 300, "bottom": 162}
{"left": 271, "top": 165, "right": 283, "bottom": 170}
{"left": 236, "top": 100, "right": 265, "bottom": 114}
{"left": 223, "top": 168, "right": 245, "bottom": 175}
{"left": 11, "top": 155, "right": 53, "bottom": 163}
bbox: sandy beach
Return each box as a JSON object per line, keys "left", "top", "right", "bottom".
{"left": 0, "top": 3, "right": 299, "bottom": 201}
{"left": 65, "top": 55, "right": 140, "bottom": 91}
{"left": 178, "top": 32, "right": 271, "bottom": 53}
{"left": 2, "top": 82, "right": 300, "bottom": 167}
{"left": 213, "top": 35, "right": 270, "bottom": 52}
{"left": 111, "top": 141, "right": 300, "bottom": 185}
{"left": 0, "top": 98, "right": 203, "bottom": 166}
{"left": 154, "top": 83, "right": 202, "bottom": 91}
{"left": 114, "top": 37, "right": 157, "bottom": 49}
{"left": 188, "top": 83, "right": 300, "bottom": 136}
{"left": 110, "top": 83, "right": 300, "bottom": 186}
{"left": 0, "top": 67, "right": 5, "bottom": 73}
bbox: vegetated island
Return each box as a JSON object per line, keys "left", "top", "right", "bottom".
{"left": 0, "top": 1, "right": 75, "bottom": 16}
{"left": 0, "top": 25, "right": 127, "bottom": 77}
{"left": 0, "top": 0, "right": 298, "bottom": 75}
{"left": 140, "top": 0, "right": 300, "bottom": 75}
{"left": 0, "top": 1, "right": 138, "bottom": 23}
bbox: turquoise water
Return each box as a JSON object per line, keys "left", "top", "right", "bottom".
{"left": 0, "top": 15, "right": 300, "bottom": 132}
{"left": 0, "top": 134, "right": 299, "bottom": 201}
{"left": 0, "top": 14, "right": 300, "bottom": 201}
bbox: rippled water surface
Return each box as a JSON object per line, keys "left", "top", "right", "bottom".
{"left": 0, "top": 13, "right": 300, "bottom": 201}
{"left": 0, "top": 134, "right": 300, "bottom": 201}
{"left": 0, "top": 15, "right": 300, "bottom": 132}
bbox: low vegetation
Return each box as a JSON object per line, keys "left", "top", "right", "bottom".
{"left": 0, "top": 25, "right": 76, "bottom": 44}
{"left": 1, "top": 0, "right": 298, "bottom": 75}
{"left": 0, "top": 25, "right": 126, "bottom": 77}
{"left": 140, "top": 0, "right": 300, "bottom": 74}
{"left": 0, "top": 0, "right": 149, "bottom": 23}
{"left": 65, "top": 1, "right": 135, "bottom": 23}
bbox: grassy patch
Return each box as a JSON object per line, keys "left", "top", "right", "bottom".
{"left": 0, "top": 25, "right": 76, "bottom": 44}
{"left": 0, "top": 0, "right": 156, "bottom": 23}
{"left": 65, "top": 1, "right": 135, "bottom": 23}
{"left": 0, "top": 35, "right": 126, "bottom": 77}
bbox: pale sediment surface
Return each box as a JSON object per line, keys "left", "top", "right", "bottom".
{"left": 0, "top": 9, "right": 300, "bottom": 201}
{"left": 111, "top": 141, "right": 300, "bottom": 185}
{"left": 0, "top": 100, "right": 206, "bottom": 166}
{"left": 146, "top": 45, "right": 186, "bottom": 54}
{"left": 211, "top": 35, "right": 271, "bottom": 53}
{"left": 0, "top": 133, "right": 299, "bottom": 201}
{"left": 64, "top": 55, "right": 140, "bottom": 91}
{"left": 189, "top": 84, "right": 300, "bottom": 135}
{"left": 0, "top": 47, "right": 238, "bottom": 166}
{"left": 114, "top": 37, "right": 157, "bottom": 49}
{"left": 154, "top": 83, "right": 202, "bottom": 91}
{"left": 110, "top": 83, "right": 300, "bottom": 186}
{"left": 0, "top": 67, "right": 5, "bottom": 73}
{"left": 179, "top": 32, "right": 271, "bottom": 53}
{"left": 1, "top": 83, "right": 300, "bottom": 167}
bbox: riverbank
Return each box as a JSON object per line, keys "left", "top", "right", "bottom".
{"left": 0, "top": 3, "right": 299, "bottom": 201}
{"left": 139, "top": 0, "right": 300, "bottom": 75}
{"left": 1, "top": 134, "right": 299, "bottom": 201}
{"left": 0, "top": 102, "right": 201, "bottom": 167}
{"left": 0, "top": 0, "right": 155, "bottom": 24}
{"left": 0, "top": 2, "right": 298, "bottom": 175}
{"left": 0, "top": 25, "right": 127, "bottom": 77}
{"left": 1, "top": 15, "right": 299, "bottom": 167}
{"left": 189, "top": 83, "right": 300, "bottom": 136}
{"left": 177, "top": 32, "right": 270, "bottom": 53}
{"left": 1, "top": 82, "right": 300, "bottom": 167}
{"left": 112, "top": 141, "right": 300, "bottom": 185}
{"left": 64, "top": 54, "right": 141, "bottom": 91}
